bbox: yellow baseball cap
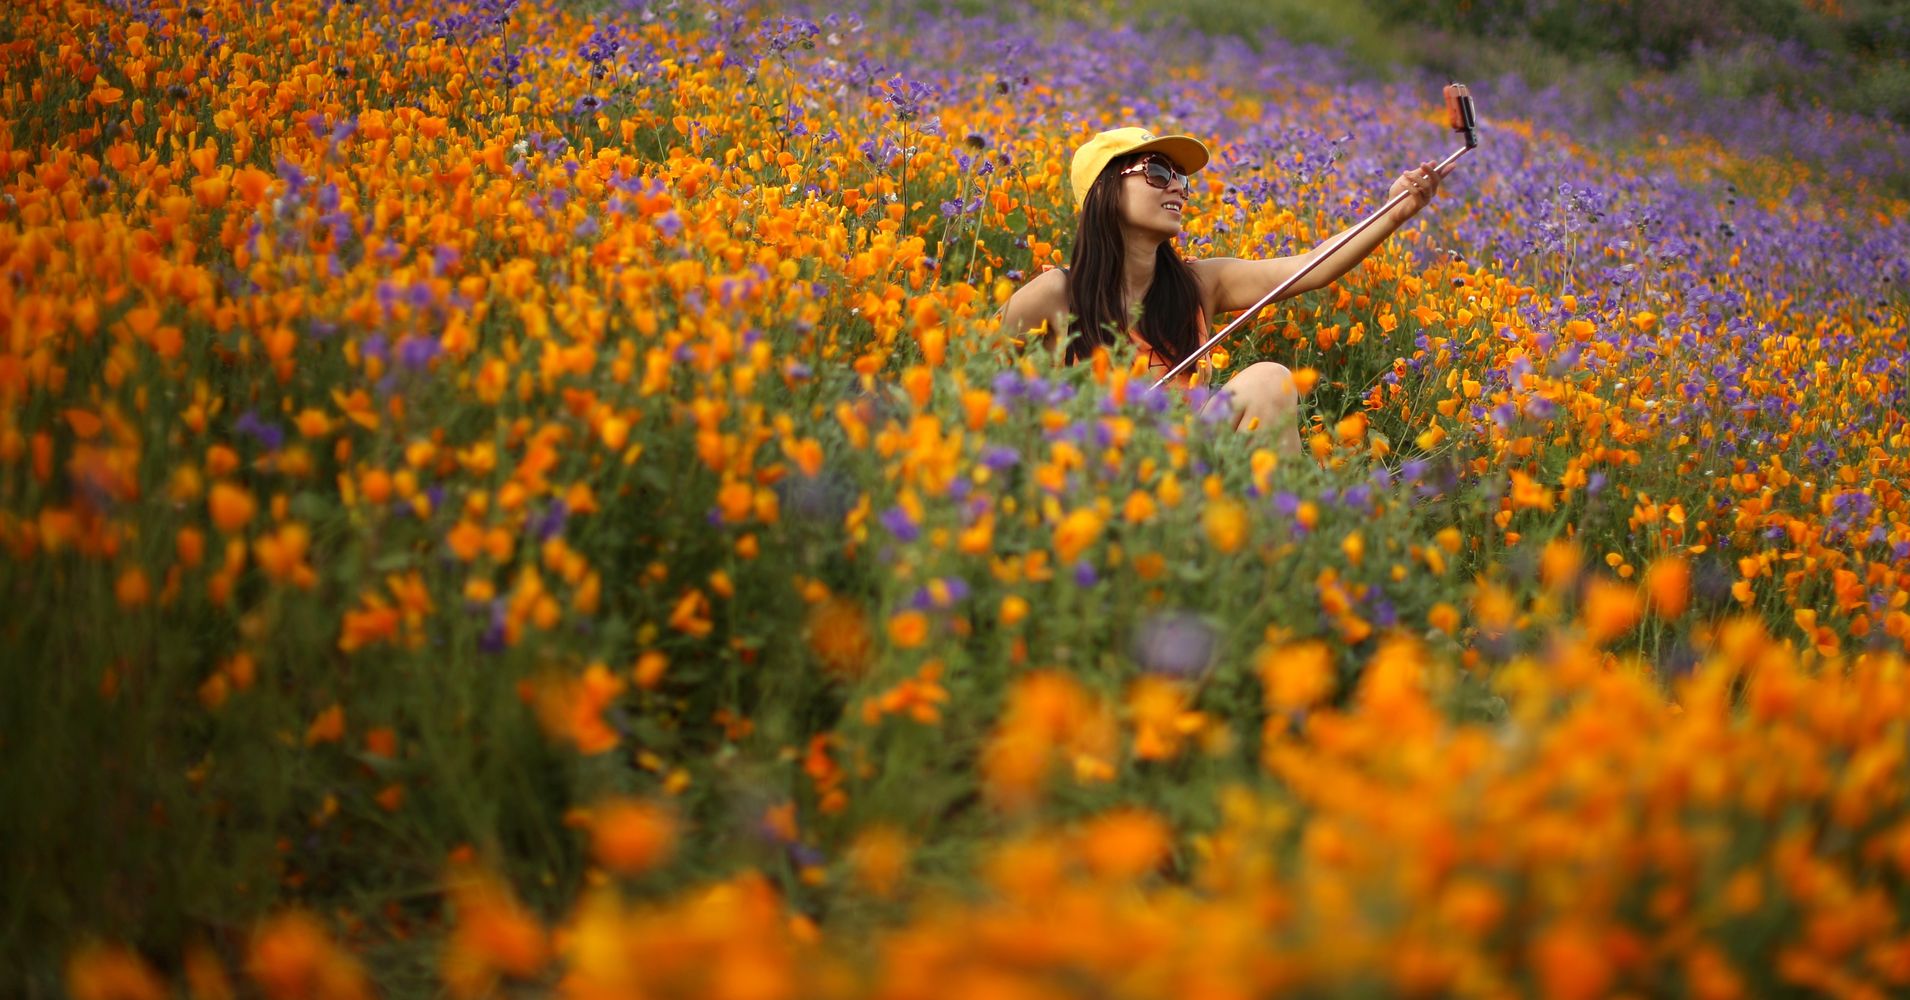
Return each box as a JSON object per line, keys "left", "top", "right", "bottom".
{"left": 1070, "top": 127, "right": 1210, "bottom": 210}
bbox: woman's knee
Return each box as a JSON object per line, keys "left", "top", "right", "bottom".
{"left": 1232, "top": 362, "right": 1297, "bottom": 407}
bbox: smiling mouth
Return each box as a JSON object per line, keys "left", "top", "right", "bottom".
{"left": 1163, "top": 201, "right": 1183, "bottom": 214}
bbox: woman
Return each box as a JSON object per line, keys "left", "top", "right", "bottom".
{"left": 1000, "top": 127, "right": 1441, "bottom": 457}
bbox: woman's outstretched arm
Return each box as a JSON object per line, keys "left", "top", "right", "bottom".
{"left": 1196, "top": 160, "right": 1442, "bottom": 314}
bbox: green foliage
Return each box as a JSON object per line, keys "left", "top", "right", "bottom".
{"left": 1100, "top": 0, "right": 1910, "bottom": 127}
{"left": 1130, "top": 0, "right": 1407, "bottom": 67}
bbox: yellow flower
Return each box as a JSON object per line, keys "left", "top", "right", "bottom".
{"left": 668, "top": 589, "right": 713, "bottom": 637}
{"left": 1582, "top": 577, "right": 1642, "bottom": 644}
{"left": 245, "top": 911, "right": 371, "bottom": 1000}
{"left": 1533, "top": 921, "right": 1612, "bottom": 1000}
{"left": 1308, "top": 433, "right": 1334, "bottom": 463}
{"left": 114, "top": 566, "right": 150, "bottom": 608}
{"left": 1126, "top": 676, "right": 1205, "bottom": 762}
{"left": 1079, "top": 808, "right": 1171, "bottom": 881}
{"left": 1340, "top": 531, "right": 1365, "bottom": 567}
{"left": 1202, "top": 497, "right": 1249, "bottom": 554}
{"left": 1511, "top": 471, "right": 1554, "bottom": 510}
{"left": 304, "top": 703, "right": 345, "bottom": 746}
{"left": 716, "top": 480, "right": 753, "bottom": 523}
{"left": 887, "top": 609, "right": 930, "bottom": 649}
{"left": 66, "top": 944, "right": 167, "bottom": 1000}
{"left": 1540, "top": 538, "right": 1583, "bottom": 591}
{"left": 1258, "top": 641, "right": 1335, "bottom": 711}
{"left": 1122, "top": 489, "right": 1158, "bottom": 523}
{"left": 633, "top": 650, "right": 669, "bottom": 689}
{"left": 598, "top": 414, "right": 630, "bottom": 450}
{"left": 1053, "top": 507, "right": 1103, "bottom": 564}
{"left": 531, "top": 664, "right": 624, "bottom": 755}
{"left": 1645, "top": 556, "right": 1690, "bottom": 619}
{"left": 1333, "top": 412, "right": 1367, "bottom": 447}
{"left": 256, "top": 523, "right": 315, "bottom": 588}
{"left": 280, "top": 408, "right": 327, "bottom": 439}
{"left": 848, "top": 825, "right": 912, "bottom": 898}
{"left": 982, "top": 672, "right": 1115, "bottom": 810}
{"left": 808, "top": 598, "right": 873, "bottom": 677}
{"left": 208, "top": 482, "right": 256, "bottom": 534}
{"left": 442, "top": 872, "right": 550, "bottom": 998}
{"left": 589, "top": 798, "right": 678, "bottom": 874}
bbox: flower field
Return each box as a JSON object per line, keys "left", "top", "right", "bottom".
{"left": 8, "top": 0, "right": 1910, "bottom": 995}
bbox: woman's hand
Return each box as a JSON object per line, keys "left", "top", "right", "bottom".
{"left": 1387, "top": 160, "right": 1441, "bottom": 223}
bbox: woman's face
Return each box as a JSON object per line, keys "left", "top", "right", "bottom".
{"left": 1116, "top": 155, "right": 1192, "bottom": 239}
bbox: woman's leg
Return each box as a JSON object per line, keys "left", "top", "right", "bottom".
{"left": 1199, "top": 361, "right": 1302, "bottom": 456}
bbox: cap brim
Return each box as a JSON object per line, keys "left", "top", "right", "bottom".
{"left": 1127, "top": 135, "right": 1209, "bottom": 174}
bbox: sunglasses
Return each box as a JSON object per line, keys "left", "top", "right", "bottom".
{"left": 1118, "top": 155, "right": 1193, "bottom": 195}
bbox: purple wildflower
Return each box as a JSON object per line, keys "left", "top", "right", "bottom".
{"left": 980, "top": 445, "right": 1020, "bottom": 471}
{"left": 478, "top": 599, "right": 507, "bottom": 653}
{"left": 879, "top": 506, "right": 919, "bottom": 542}
{"left": 1130, "top": 612, "right": 1218, "bottom": 677}
{"left": 533, "top": 500, "right": 570, "bottom": 542}
{"left": 1073, "top": 560, "right": 1099, "bottom": 587}
{"left": 398, "top": 336, "right": 439, "bottom": 371}
{"left": 234, "top": 410, "right": 285, "bottom": 452}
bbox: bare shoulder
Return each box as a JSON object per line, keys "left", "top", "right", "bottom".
{"left": 1001, "top": 267, "right": 1071, "bottom": 342}
{"left": 1010, "top": 267, "right": 1069, "bottom": 310}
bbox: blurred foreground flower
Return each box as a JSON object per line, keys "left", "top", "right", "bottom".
{"left": 246, "top": 911, "right": 371, "bottom": 1000}
{"left": 1078, "top": 808, "right": 1172, "bottom": 881}
{"left": 66, "top": 944, "right": 166, "bottom": 1000}
{"left": 848, "top": 825, "right": 912, "bottom": 898}
{"left": 443, "top": 870, "right": 550, "bottom": 998}
{"left": 1130, "top": 611, "right": 1218, "bottom": 677}
{"left": 807, "top": 597, "right": 874, "bottom": 678}
{"left": 983, "top": 671, "right": 1118, "bottom": 810}
{"left": 589, "top": 797, "right": 679, "bottom": 874}
{"left": 529, "top": 663, "right": 625, "bottom": 754}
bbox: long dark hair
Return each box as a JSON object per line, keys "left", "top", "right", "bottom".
{"left": 1063, "top": 153, "right": 1203, "bottom": 367}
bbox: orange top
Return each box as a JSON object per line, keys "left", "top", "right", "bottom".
{"left": 1128, "top": 307, "right": 1215, "bottom": 392}
{"left": 1052, "top": 266, "right": 1215, "bottom": 392}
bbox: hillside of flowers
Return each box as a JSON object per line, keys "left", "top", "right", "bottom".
{"left": 7, "top": 0, "right": 1910, "bottom": 996}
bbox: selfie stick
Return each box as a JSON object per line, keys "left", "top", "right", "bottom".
{"left": 1151, "top": 84, "right": 1480, "bottom": 391}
